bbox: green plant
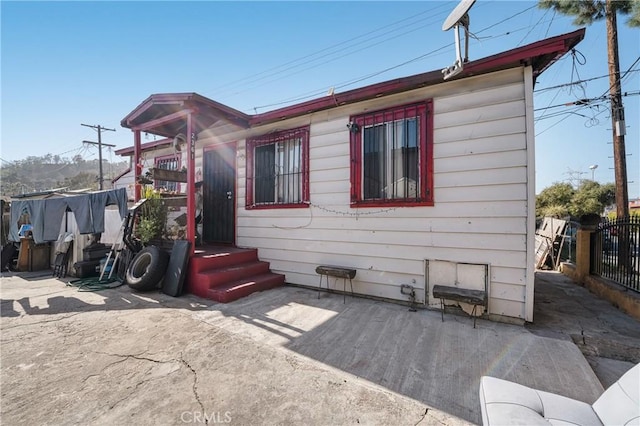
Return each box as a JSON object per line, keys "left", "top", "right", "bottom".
{"left": 137, "top": 187, "right": 167, "bottom": 244}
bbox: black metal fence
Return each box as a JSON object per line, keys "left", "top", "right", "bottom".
{"left": 590, "top": 216, "right": 640, "bottom": 292}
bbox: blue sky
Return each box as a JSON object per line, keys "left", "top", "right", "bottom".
{"left": 1, "top": 1, "right": 638, "bottom": 198}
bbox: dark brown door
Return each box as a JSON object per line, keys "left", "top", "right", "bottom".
{"left": 203, "top": 143, "right": 236, "bottom": 244}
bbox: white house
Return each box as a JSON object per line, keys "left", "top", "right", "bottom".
{"left": 116, "top": 29, "right": 585, "bottom": 322}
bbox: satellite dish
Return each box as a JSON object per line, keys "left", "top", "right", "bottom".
{"left": 441, "top": 0, "right": 476, "bottom": 80}
{"left": 442, "top": 0, "right": 476, "bottom": 31}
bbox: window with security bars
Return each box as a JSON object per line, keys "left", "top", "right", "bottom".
{"left": 154, "top": 154, "right": 181, "bottom": 192}
{"left": 246, "top": 126, "right": 310, "bottom": 209}
{"left": 350, "top": 101, "right": 433, "bottom": 207}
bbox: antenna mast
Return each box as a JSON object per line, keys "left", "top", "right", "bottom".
{"left": 441, "top": 0, "right": 476, "bottom": 80}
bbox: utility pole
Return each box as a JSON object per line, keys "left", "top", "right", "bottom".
{"left": 81, "top": 124, "right": 116, "bottom": 190}
{"left": 606, "top": 0, "right": 629, "bottom": 219}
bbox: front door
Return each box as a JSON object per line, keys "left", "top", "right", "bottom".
{"left": 203, "top": 143, "right": 236, "bottom": 244}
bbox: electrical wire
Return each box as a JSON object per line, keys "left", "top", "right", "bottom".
{"left": 517, "top": 7, "right": 549, "bottom": 46}
{"left": 201, "top": 2, "right": 542, "bottom": 111}
{"left": 544, "top": 10, "right": 556, "bottom": 38}
{"left": 534, "top": 70, "right": 640, "bottom": 93}
{"left": 251, "top": 6, "right": 551, "bottom": 112}
{"left": 216, "top": 12, "right": 460, "bottom": 102}
{"left": 595, "top": 56, "right": 640, "bottom": 99}
{"left": 252, "top": 43, "right": 452, "bottom": 110}
{"left": 535, "top": 113, "right": 573, "bottom": 136}
{"left": 203, "top": 2, "right": 454, "bottom": 97}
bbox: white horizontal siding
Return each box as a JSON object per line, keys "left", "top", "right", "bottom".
{"left": 238, "top": 216, "right": 526, "bottom": 234}
{"left": 436, "top": 82, "right": 524, "bottom": 114}
{"left": 434, "top": 116, "right": 526, "bottom": 143}
{"left": 435, "top": 150, "right": 527, "bottom": 173}
{"left": 227, "top": 67, "right": 530, "bottom": 320}
{"left": 435, "top": 133, "right": 526, "bottom": 159}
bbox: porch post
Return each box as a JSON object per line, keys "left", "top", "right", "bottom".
{"left": 134, "top": 130, "right": 142, "bottom": 201}
{"left": 186, "top": 113, "right": 196, "bottom": 254}
{"left": 576, "top": 214, "right": 601, "bottom": 282}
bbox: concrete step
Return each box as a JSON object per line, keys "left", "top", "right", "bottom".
{"left": 189, "top": 248, "right": 258, "bottom": 274}
{"left": 207, "top": 272, "right": 285, "bottom": 303}
{"left": 197, "top": 261, "right": 271, "bottom": 289}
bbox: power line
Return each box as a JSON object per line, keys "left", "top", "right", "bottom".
{"left": 251, "top": 6, "right": 548, "bottom": 112}
{"left": 252, "top": 44, "right": 453, "bottom": 111}
{"left": 534, "top": 70, "right": 640, "bottom": 93}
{"left": 535, "top": 90, "right": 640, "bottom": 112}
{"left": 204, "top": 2, "right": 454, "bottom": 97}
{"left": 205, "top": 3, "right": 545, "bottom": 111}
{"left": 213, "top": 10, "right": 460, "bottom": 101}
{"left": 535, "top": 113, "right": 573, "bottom": 136}
{"left": 596, "top": 56, "right": 640, "bottom": 99}
{"left": 517, "top": 7, "right": 549, "bottom": 46}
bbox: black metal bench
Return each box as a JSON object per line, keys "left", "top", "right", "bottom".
{"left": 432, "top": 285, "right": 487, "bottom": 328}
{"left": 316, "top": 265, "right": 356, "bottom": 303}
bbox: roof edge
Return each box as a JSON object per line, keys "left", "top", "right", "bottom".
{"left": 120, "top": 92, "right": 251, "bottom": 130}
{"left": 249, "top": 28, "right": 585, "bottom": 126}
{"left": 115, "top": 138, "right": 173, "bottom": 156}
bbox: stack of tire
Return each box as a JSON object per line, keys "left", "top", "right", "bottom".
{"left": 125, "top": 246, "right": 169, "bottom": 291}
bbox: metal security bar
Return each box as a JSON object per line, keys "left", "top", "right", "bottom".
{"left": 590, "top": 216, "right": 640, "bottom": 293}
{"left": 252, "top": 129, "right": 305, "bottom": 206}
{"left": 155, "top": 156, "right": 180, "bottom": 192}
{"left": 360, "top": 105, "right": 420, "bottom": 201}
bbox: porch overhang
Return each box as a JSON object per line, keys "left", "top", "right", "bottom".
{"left": 121, "top": 93, "right": 250, "bottom": 255}
{"left": 121, "top": 92, "right": 250, "bottom": 137}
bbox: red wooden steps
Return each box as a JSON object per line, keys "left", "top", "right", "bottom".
{"left": 186, "top": 247, "right": 284, "bottom": 303}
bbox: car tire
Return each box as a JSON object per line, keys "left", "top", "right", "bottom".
{"left": 126, "top": 246, "right": 169, "bottom": 291}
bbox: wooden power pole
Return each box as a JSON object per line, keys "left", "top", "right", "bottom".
{"left": 606, "top": 0, "right": 629, "bottom": 219}
{"left": 81, "top": 123, "right": 116, "bottom": 190}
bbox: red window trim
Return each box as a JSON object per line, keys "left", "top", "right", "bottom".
{"left": 245, "top": 126, "right": 310, "bottom": 210}
{"left": 349, "top": 100, "right": 434, "bottom": 208}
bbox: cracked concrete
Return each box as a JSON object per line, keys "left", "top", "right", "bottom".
{"left": 3, "top": 269, "right": 632, "bottom": 425}
{"left": 526, "top": 271, "right": 640, "bottom": 387}
{"left": 1, "top": 272, "right": 461, "bottom": 425}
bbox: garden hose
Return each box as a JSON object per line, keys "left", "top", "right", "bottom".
{"left": 67, "top": 276, "right": 123, "bottom": 292}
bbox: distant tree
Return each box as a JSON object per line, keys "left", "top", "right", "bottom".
{"left": 536, "top": 182, "right": 575, "bottom": 217}
{"left": 0, "top": 153, "right": 127, "bottom": 198}
{"left": 23, "top": 156, "right": 42, "bottom": 167}
{"left": 536, "top": 181, "right": 616, "bottom": 218}
{"left": 59, "top": 172, "right": 98, "bottom": 190}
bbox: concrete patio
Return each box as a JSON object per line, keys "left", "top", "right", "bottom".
{"left": 1, "top": 269, "right": 636, "bottom": 425}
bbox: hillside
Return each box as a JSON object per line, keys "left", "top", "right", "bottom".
{"left": 0, "top": 154, "right": 129, "bottom": 199}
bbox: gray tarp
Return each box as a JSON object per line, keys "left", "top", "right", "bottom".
{"left": 9, "top": 188, "right": 128, "bottom": 244}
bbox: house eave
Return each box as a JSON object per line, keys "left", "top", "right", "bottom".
{"left": 114, "top": 138, "right": 173, "bottom": 156}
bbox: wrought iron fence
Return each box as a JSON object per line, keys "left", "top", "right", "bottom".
{"left": 590, "top": 216, "right": 640, "bottom": 293}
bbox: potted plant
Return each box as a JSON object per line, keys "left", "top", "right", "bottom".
{"left": 137, "top": 187, "right": 167, "bottom": 246}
